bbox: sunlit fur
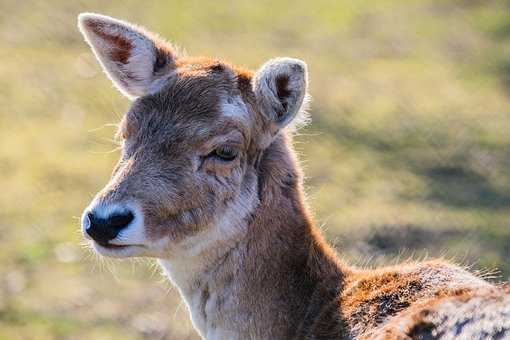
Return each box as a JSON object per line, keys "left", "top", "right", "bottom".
{"left": 79, "top": 13, "right": 510, "bottom": 339}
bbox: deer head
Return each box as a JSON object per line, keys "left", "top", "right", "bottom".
{"left": 78, "top": 13, "right": 309, "bottom": 260}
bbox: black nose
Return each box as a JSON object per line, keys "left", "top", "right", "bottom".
{"left": 86, "top": 210, "right": 134, "bottom": 246}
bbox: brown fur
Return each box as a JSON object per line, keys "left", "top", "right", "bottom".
{"left": 79, "top": 15, "right": 510, "bottom": 339}
{"left": 370, "top": 285, "right": 510, "bottom": 339}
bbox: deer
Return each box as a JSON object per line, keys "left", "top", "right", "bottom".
{"left": 77, "top": 13, "right": 510, "bottom": 340}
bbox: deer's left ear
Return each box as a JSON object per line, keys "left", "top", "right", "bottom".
{"left": 78, "top": 13, "right": 176, "bottom": 99}
{"left": 253, "top": 58, "right": 308, "bottom": 136}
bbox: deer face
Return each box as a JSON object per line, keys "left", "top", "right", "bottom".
{"left": 78, "top": 13, "right": 308, "bottom": 258}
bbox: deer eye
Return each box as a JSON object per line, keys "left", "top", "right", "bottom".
{"left": 211, "top": 146, "right": 238, "bottom": 161}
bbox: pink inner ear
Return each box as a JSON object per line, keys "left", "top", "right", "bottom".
{"left": 89, "top": 22, "right": 133, "bottom": 64}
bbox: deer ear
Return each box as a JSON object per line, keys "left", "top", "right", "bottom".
{"left": 78, "top": 13, "right": 176, "bottom": 99}
{"left": 253, "top": 58, "right": 308, "bottom": 135}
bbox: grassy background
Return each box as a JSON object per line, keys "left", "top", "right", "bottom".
{"left": 1, "top": 0, "right": 510, "bottom": 338}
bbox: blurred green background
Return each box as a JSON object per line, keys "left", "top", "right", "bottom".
{"left": 1, "top": 0, "right": 510, "bottom": 338}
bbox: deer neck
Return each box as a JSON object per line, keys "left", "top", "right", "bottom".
{"left": 159, "top": 134, "right": 347, "bottom": 339}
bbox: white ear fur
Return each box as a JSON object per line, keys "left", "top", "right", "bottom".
{"left": 77, "top": 13, "right": 175, "bottom": 99}
{"left": 253, "top": 57, "right": 309, "bottom": 135}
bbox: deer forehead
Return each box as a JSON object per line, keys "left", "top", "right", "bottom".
{"left": 122, "top": 69, "right": 253, "bottom": 149}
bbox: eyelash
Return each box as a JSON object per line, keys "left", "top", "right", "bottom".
{"left": 209, "top": 146, "right": 238, "bottom": 162}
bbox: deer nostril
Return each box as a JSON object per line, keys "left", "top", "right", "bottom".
{"left": 108, "top": 212, "right": 134, "bottom": 229}
{"left": 86, "top": 210, "right": 135, "bottom": 245}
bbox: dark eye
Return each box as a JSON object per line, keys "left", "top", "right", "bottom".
{"left": 212, "top": 146, "right": 238, "bottom": 161}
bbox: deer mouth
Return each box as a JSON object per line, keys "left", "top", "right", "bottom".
{"left": 96, "top": 242, "right": 129, "bottom": 249}
{"left": 91, "top": 242, "right": 146, "bottom": 258}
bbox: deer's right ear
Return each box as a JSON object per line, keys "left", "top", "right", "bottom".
{"left": 78, "top": 13, "right": 176, "bottom": 99}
